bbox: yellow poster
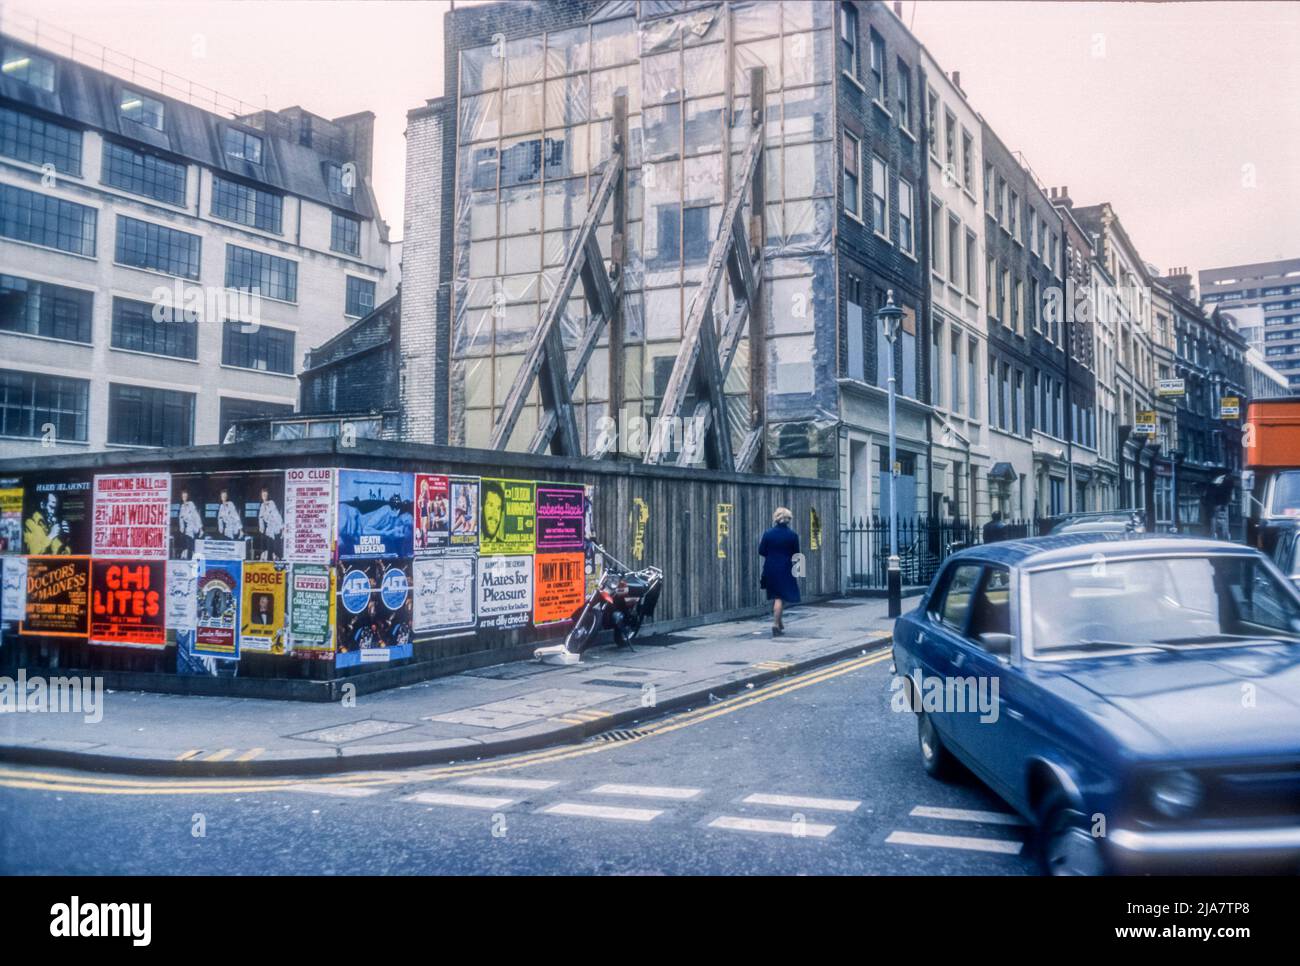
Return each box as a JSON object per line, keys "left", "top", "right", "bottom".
{"left": 240, "top": 561, "right": 288, "bottom": 654}
{"left": 0, "top": 480, "right": 21, "bottom": 554}
{"left": 716, "top": 503, "right": 732, "bottom": 559}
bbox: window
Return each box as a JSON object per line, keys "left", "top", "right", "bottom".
{"left": 0, "top": 105, "right": 81, "bottom": 174}
{"left": 967, "top": 337, "right": 978, "bottom": 418}
{"left": 1013, "top": 278, "right": 1023, "bottom": 331}
{"left": 331, "top": 211, "right": 361, "bottom": 256}
{"left": 225, "top": 245, "right": 298, "bottom": 302}
{"left": 944, "top": 110, "right": 956, "bottom": 169}
{"left": 947, "top": 215, "right": 961, "bottom": 290}
{"left": 986, "top": 256, "right": 995, "bottom": 317}
{"left": 968, "top": 566, "right": 1012, "bottom": 642}
{"left": 211, "top": 176, "right": 283, "bottom": 233}
{"left": 1001, "top": 267, "right": 1011, "bottom": 322}
{"left": 930, "top": 198, "right": 943, "bottom": 275}
{"left": 1029, "top": 209, "right": 1039, "bottom": 255}
{"left": 896, "top": 60, "right": 912, "bottom": 131}
{"left": 111, "top": 296, "right": 197, "bottom": 360}
{"left": 999, "top": 360, "right": 1010, "bottom": 430}
{"left": 983, "top": 162, "right": 993, "bottom": 209}
{"left": 965, "top": 230, "right": 978, "bottom": 298}
{"left": 222, "top": 319, "right": 295, "bottom": 374}
{"left": 869, "top": 30, "right": 885, "bottom": 102}
{"left": 996, "top": 177, "right": 1006, "bottom": 226}
{"left": 324, "top": 161, "right": 353, "bottom": 196}
{"left": 1030, "top": 278, "right": 1041, "bottom": 333}
{"left": 101, "top": 141, "right": 186, "bottom": 206}
{"left": 0, "top": 184, "right": 97, "bottom": 256}
{"left": 898, "top": 180, "right": 914, "bottom": 255}
{"left": 0, "top": 369, "right": 88, "bottom": 441}
{"left": 871, "top": 155, "right": 888, "bottom": 235}
{"left": 115, "top": 216, "right": 201, "bottom": 279}
{"left": 0, "top": 275, "right": 93, "bottom": 343}
{"left": 223, "top": 127, "right": 263, "bottom": 165}
{"left": 842, "top": 133, "right": 861, "bottom": 219}
{"left": 1014, "top": 369, "right": 1024, "bottom": 434}
{"left": 346, "top": 276, "right": 376, "bottom": 317}
{"left": 961, "top": 130, "right": 973, "bottom": 189}
{"left": 926, "top": 89, "right": 939, "bottom": 156}
{"left": 950, "top": 332, "right": 962, "bottom": 415}
{"left": 219, "top": 397, "right": 295, "bottom": 443}
{"left": 108, "top": 383, "right": 194, "bottom": 447}
{"left": 933, "top": 563, "right": 983, "bottom": 630}
{"left": 1009, "top": 190, "right": 1019, "bottom": 240}
{"left": 2, "top": 45, "right": 55, "bottom": 91}
{"left": 839, "top": 4, "right": 859, "bottom": 79}
{"left": 119, "top": 89, "right": 165, "bottom": 131}
{"left": 846, "top": 274, "right": 865, "bottom": 381}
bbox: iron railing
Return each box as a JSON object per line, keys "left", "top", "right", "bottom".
{"left": 841, "top": 516, "right": 1034, "bottom": 591}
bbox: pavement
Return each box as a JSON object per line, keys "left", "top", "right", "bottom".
{"left": 0, "top": 596, "right": 897, "bottom": 777}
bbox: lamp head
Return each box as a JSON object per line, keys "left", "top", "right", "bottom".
{"left": 878, "top": 289, "right": 903, "bottom": 342}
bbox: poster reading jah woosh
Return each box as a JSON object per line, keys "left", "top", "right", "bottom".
{"left": 92, "top": 473, "right": 171, "bottom": 559}
{"left": 21, "top": 556, "right": 91, "bottom": 637}
{"left": 479, "top": 479, "right": 535, "bottom": 555}
{"left": 240, "top": 561, "right": 288, "bottom": 654}
{"left": 90, "top": 559, "right": 166, "bottom": 647}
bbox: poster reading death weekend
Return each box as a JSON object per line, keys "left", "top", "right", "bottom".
{"left": 89, "top": 559, "right": 166, "bottom": 647}
{"left": 413, "top": 473, "right": 450, "bottom": 556}
{"left": 171, "top": 473, "right": 286, "bottom": 561}
{"left": 535, "top": 484, "right": 585, "bottom": 553}
{"left": 413, "top": 555, "right": 476, "bottom": 634}
{"left": 335, "top": 559, "right": 414, "bottom": 667}
{"left": 20, "top": 556, "right": 90, "bottom": 637}
{"left": 91, "top": 473, "right": 171, "bottom": 558}
{"left": 283, "top": 468, "right": 335, "bottom": 564}
{"left": 23, "top": 477, "right": 92, "bottom": 556}
{"left": 0, "top": 477, "right": 22, "bottom": 553}
{"left": 288, "top": 564, "right": 333, "bottom": 658}
{"left": 239, "top": 561, "right": 289, "bottom": 654}
{"left": 534, "top": 553, "right": 585, "bottom": 626}
{"left": 336, "top": 470, "right": 414, "bottom": 559}
{"left": 477, "top": 554, "right": 533, "bottom": 630}
{"left": 479, "top": 479, "right": 535, "bottom": 556}
{"left": 195, "top": 558, "right": 241, "bottom": 659}
{"left": 449, "top": 475, "right": 479, "bottom": 552}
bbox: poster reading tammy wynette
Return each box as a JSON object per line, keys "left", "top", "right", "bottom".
{"left": 91, "top": 473, "right": 171, "bottom": 559}
{"left": 534, "top": 553, "right": 585, "bottom": 626}
{"left": 89, "top": 559, "right": 166, "bottom": 647}
{"left": 479, "top": 479, "right": 535, "bottom": 556}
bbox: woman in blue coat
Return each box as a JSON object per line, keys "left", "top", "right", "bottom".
{"left": 759, "top": 507, "right": 800, "bottom": 636}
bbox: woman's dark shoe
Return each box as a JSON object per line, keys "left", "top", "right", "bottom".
{"left": 772, "top": 626, "right": 783, "bottom": 637}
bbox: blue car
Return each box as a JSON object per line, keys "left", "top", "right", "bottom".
{"left": 890, "top": 533, "right": 1300, "bottom": 875}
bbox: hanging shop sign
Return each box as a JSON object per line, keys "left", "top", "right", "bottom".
{"left": 1135, "top": 411, "right": 1158, "bottom": 436}
{"left": 1220, "top": 396, "right": 1240, "bottom": 419}
{"left": 1156, "top": 378, "right": 1185, "bottom": 398}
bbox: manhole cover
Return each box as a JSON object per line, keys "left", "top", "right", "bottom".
{"left": 460, "top": 662, "right": 558, "bottom": 681}
{"left": 581, "top": 679, "right": 647, "bottom": 690}
{"left": 291, "top": 719, "right": 416, "bottom": 744}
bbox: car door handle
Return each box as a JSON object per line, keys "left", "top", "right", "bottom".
{"left": 1003, "top": 706, "right": 1024, "bottom": 721}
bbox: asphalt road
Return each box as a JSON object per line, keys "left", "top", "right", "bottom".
{"left": 0, "top": 648, "right": 1036, "bottom": 875}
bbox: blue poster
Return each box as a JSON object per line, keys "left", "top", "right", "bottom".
{"left": 336, "top": 470, "right": 414, "bottom": 559}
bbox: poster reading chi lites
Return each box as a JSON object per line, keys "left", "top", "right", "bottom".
{"left": 335, "top": 559, "right": 413, "bottom": 667}
{"left": 23, "top": 478, "right": 92, "bottom": 555}
{"left": 194, "top": 558, "right": 241, "bottom": 659}
{"left": 91, "top": 473, "right": 170, "bottom": 558}
{"left": 479, "top": 479, "right": 535, "bottom": 555}
{"left": 448, "top": 475, "right": 479, "bottom": 552}
{"left": 0, "top": 476, "right": 23, "bottom": 553}
{"left": 413, "top": 473, "right": 450, "bottom": 556}
{"left": 240, "top": 561, "right": 289, "bottom": 654}
{"left": 20, "top": 556, "right": 91, "bottom": 637}
{"left": 336, "top": 470, "right": 414, "bottom": 559}
{"left": 89, "top": 559, "right": 166, "bottom": 647}
{"left": 478, "top": 554, "right": 533, "bottom": 630}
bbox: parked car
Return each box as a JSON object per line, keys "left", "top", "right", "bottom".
{"left": 890, "top": 534, "right": 1300, "bottom": 875}
{"left": 1269, "top": 523, "right": 1300, "bottom": 587}
{"left": 1047, "top": 509, "right": 1145, "bottom": 536}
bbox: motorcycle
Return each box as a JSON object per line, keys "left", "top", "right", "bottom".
{"left": 534, "top": 543, "right": 663, "bottom": 665}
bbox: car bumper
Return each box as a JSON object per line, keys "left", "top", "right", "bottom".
{"left": 1108, "top": 825, "right": 1300, "bottom": 873}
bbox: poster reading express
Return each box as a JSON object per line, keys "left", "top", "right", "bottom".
{"left": 21, "top": 556, "right": 90, "bottom": 637}
{"left": 90, "top": 560, "right": 165, "bottom": 647}
{"left": 534, "top": 553, "right": 585, "bottom": 626}
{"left": 0, "top": 477, "right": 22, "bottom": 553}
{"left": 478, "top": 555, "right": 533, "bottom": 630}
{"left": 336, "top": 470, "right": 414, "bottom": 559}
{"left": 288, "top": 564, "right": 333, "bottom": 658}
{"left": 413, "top": 473, "right": 450, "bottom": 556}
{"left": 536, "top": 484, "right": 585, "bottom": 552}
{"left": 413, "top": 555, "right": 475, "bottom": 634}
{"left": 240, "top": 562, "right": 288, "bottom": 654}
{"left": 449, "top": 475, "right": 479, "bottom": 552}
{"left": 284, "top": 468, "right": 335, "bottom": 564}
{"left": 195, "top": 559, "right": 241, "bottom": 659}
{"left": 335, "top": 559, "right": 414, "bottom": 667}
{"left": 92, "top": 473, "right": 170, "bottom": 558}
{"left": 23, "top": 478, "right": 91, "bottom": 555}
{"left": 479, "top": 479, "right": 535, "bottom": 555}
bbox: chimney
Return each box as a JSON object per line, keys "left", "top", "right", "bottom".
{"left": 1054, "top": 185, "right": 1073, "bottom": 208}
{"left": 951, "top": 70, "right": 962, "bottom": 92}
{"left": 332, "top": 111, "right": 376, "bottom": 180}
{"left": 894, "top": 1, "right": 903, "bottom": 16}
{"left": 1164, "top": 267, "right": 1195, "bottom": 301}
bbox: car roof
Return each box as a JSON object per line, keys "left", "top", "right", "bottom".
{"left": 949, "top": 533, "right": 1259, "bottom": 569}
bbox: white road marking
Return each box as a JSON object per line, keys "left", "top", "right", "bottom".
{"left": 709, "top": 815, "right": 836, "bottom": 838}
{"left": 743, "top": 793, "right": 861, "bottom": 812}
{"left": 589, "top": 783, "right": 702, "bottom": 800}
{"left": 283, "top": 784, "right": 382, "bottom": 798}
{"left": 886, "top": 830, "right": 1024, "bottom": 855}
{"left": 910, "top": 805, "right": 1027, "bottom": 827}
{"left": 539, "top": 802, "right": 663, "bottom": 822}
{"left": 401, "top": 791, "right": 516, "bottom": 810}
{"left": 454, "top": 776, "right": 561, "bottom": 791}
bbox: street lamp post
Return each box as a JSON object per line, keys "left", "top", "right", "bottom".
{"left": 878, "top": 291, "right": 904, "bottom": 618}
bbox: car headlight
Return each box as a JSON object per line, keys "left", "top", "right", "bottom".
{"left": 1149, "top": 769, "right": 1203, "bottom": 817}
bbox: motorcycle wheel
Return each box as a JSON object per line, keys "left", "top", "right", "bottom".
{"left": 566, "top": 606, "right": 601, "bottom": 654}
{"left": 616, "top": 612, "right": 643, "bottom": 646}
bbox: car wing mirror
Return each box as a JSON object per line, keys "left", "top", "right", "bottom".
{"left": 978, "top": 632, "right": 1014, "bottom": 657}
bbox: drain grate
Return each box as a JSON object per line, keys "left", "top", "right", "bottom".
{"left": 582, "top": 678, "right": 646, "bottom": 689}
{"left": 593, "top": 728, "right": 648, "bottom": 743}
{"left": 717, "top": 660, "right": 749, "bottom": 666}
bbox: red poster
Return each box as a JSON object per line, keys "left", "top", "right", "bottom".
{"left": 534, "top": 552, "right": 585, "bottom": 626}
{"left": 92, "top": 473, "right": 171, "bottom": 558}
{"left": 414, "top": 473, "right": 450, "bottom": 556}
{"left": 90, "top": 560, "right": 166, "bottom": 647}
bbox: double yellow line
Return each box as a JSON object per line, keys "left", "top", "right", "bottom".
{"left": 0, "top": 645, "right": 891, "bottom": 797}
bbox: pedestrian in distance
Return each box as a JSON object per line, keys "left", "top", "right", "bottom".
{"left": 982, "top": 510, "right": 1007, "bottom": 545}
{"left": 759, "top": 506, "right": 800, "bottom": 637}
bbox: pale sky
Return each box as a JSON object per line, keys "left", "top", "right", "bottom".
{"left": 12, "top": 0, "right": 1299, "bottom": 276}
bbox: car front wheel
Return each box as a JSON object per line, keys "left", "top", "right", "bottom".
{"left": 1037, "top": 792, "right": 1108, "bottom": 876}
{"left": 917, "top": 709, "right": 957, "bottom": 780}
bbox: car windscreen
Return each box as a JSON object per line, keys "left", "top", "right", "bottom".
{"left": 1026, "top": 555, "right": 1300, "bottom": 658}
{"left": 1269, "top": 471, "right": 1300, "bottom": 517}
